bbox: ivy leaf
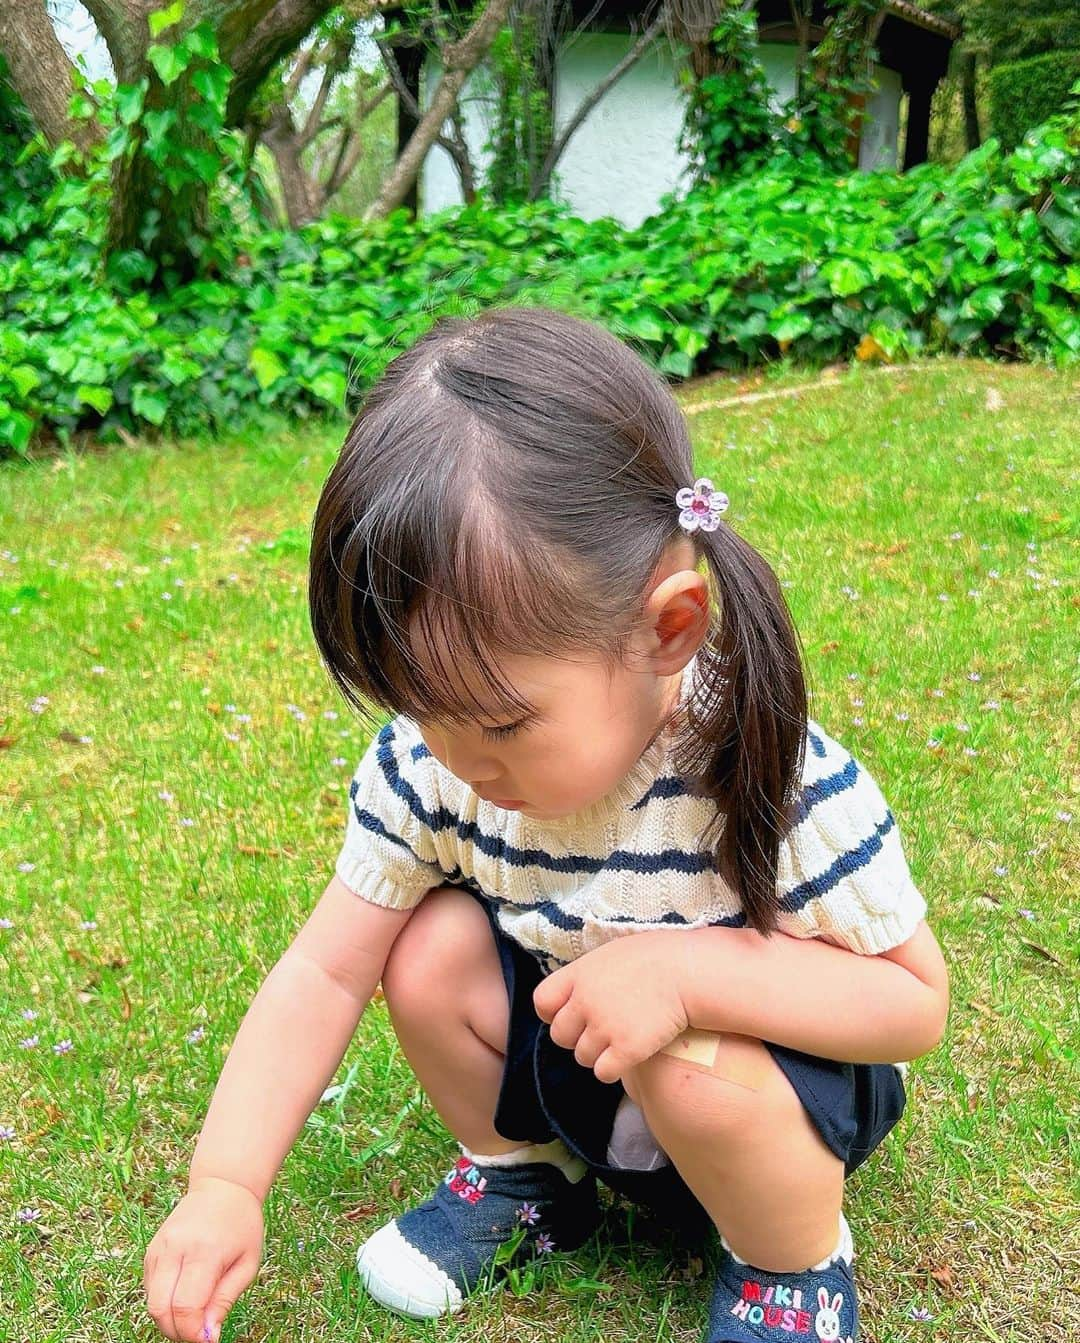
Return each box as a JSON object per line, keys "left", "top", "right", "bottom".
{"left": 148, "top": 1, "right": 185, "bottom": 39}
{"left": 133, "top": 385, "right": 168, "bottom": 426}
{"left": 77, "top": 385, "right": 114, "bottom": 415}
{"left": 249, "top": 347, "right": 287, "bottom": 390}
{"left": 147, "top": 42, "right": 190, "bottom": 87}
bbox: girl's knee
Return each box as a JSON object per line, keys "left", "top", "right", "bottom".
{"left": 381, "top": 885, "right": 489, "bottom": 1014}
{"left": 628, "top": 1031, "right": 800, "bottom": 1138}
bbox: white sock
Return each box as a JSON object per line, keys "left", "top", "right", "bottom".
{"left": 459, "top": 1138, "right": 588, "bottom": 1183}
{"left": 722, "top": 1210, "right": 854, "bottom": 1270}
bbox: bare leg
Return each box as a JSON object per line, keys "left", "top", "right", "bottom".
{"left": 381, "top": 885, "right": 525, "bottom": 1155}
{"left": 625, "top": 1032, "right": 846, "bottom": 1272}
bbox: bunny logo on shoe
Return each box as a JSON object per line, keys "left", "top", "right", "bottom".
{"left": 813, "top": 1287, "right": 847, "bottom": 1341}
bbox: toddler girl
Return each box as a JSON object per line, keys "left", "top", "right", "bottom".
{"left": 143, "top": 306, "right": 949, "bottom": 1343}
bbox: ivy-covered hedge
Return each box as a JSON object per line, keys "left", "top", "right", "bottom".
{"left": 989, "top": 59, "right": 1080, "bottom": 150}
{"left": 1, "top": 103, "right": 1077, "bottom": 456}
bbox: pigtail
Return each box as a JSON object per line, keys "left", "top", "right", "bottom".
{"left": 675, "top": 523, "right": 809, "bottom": 937}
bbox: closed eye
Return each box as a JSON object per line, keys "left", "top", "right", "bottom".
{"left": 481, "top": 717, "right": 533, "bottom": 742}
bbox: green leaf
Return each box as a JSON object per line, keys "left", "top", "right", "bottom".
{"left": 249, "top": 347, "right": 287, "bottom": 390}
{"left": 147, "top": 42, "right": 190, "bottom": 86}
{"left": 310, "top": 370, "right": 346, "bottom": 406}
{"left": 191, "top": 64, "right": 231, "bottom": 108}
{"left": 148, "top": 1, "right": 185, "bottom": 39}
{"left": 115, "top": 80, "right": 148, "bottom": 126}
{"left": 0, "top": 407, "right": 33, "bottom": 454}
{"left": 8, "top": 365, "right": 41, "bottom": 398}
{"left": 133, "top": 385, "right": 168, "bottom": 425}
{"left": 184, "top": 24, "right": 219, "bottom": 60}
{"left": 768, "top": 312, "right": 813, "bottom": 342}
{"left": 77, "top": 385, "right": 114, "bottom": 415}
{"left": 46, "top": 348, "right": 76, "bottom": 378}
{"left": 823, "top": 257, "right": 870, "bottom": 297}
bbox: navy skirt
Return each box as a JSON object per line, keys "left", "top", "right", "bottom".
{"left": 476, "top": 895, "right": 907, "bottom": 1228}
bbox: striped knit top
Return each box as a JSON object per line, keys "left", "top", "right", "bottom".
{"left": 334, "top": 657, "right": 928, "bottom": 970}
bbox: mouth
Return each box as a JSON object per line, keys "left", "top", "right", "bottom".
{"left": 478, "top": 792, "right": 525, "bottom": 809}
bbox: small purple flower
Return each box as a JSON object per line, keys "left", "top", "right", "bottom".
{"left": 20, "top": 1009, "right": 37, "bottom": 1021}
{"left": 52, "top": 1039, "right": 74, "bottom": 1055}
{"left": 675, "top": 477, "right": 729, "bottom": 533}
{"left": 535, "top": 1232, "right": 555, "bottom": 1253}
{"left": 16, "top": 1207, "right": 41, "bottom": 1223}
{"left": 17, "top": 861, "right": 35, "bottom": 873}
{"left": 331, "top": 757, "right": 347, "bottom": 768}
{"left": 518, "top": 1202, "right": 540, "bottom": 1226}
{"left": 158, "top": 790, "right": 174, "bottom": 803}
{"left": 909, "top": 1306, "right": 934, "bottom": 1321}
{"left": 0, "top": 1125, "right": 15, "bottom": 1141}
{"left": 0, "top": 918, "right": 13, "bottom": 930}
{"left": 79, "top": 919, "right": 97, "bottom": 931}
{"left": 179, "top": 817, "right": 195, "bottom": 827}
{"left": 187, "top": 1026, "right": 206, "bottom": 1044}
{"left": 1018, "top": 909, "right": 1036, "bottom": 921}
{"left": 17, "top": 1036, "right": 37, "bottom": 1050}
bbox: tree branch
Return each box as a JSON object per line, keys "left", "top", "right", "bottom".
{"left": 529, "top": 4, "right": 668, "bottom": 201}
{"left": 224, "top": 0, "right": 338, "bottom": 124}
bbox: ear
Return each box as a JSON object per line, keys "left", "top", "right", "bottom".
{"left": 642, "top": 568, "right": 709, "bottom": 671}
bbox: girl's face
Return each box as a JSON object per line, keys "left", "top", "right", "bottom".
{"left": 411, "top": 641, "right": 684, "bottom": 820}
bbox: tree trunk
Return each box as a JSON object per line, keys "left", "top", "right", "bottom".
{"left": 261, "top": 103, "right": 322, "bottom": 227}
{"left": 961, "top": 48, "right": 981, "bottom": 150}
{"left": 366, "top": 0, "right": 514, "bottom": 221}
{"left": 0, "top": 0, "right": 102, "bottom": 158}
{"left": 104, "top": 70, "right": 214, "bottom": 265}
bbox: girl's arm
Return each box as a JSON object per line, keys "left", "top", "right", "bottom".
{"left": 145, "top": 877, "right": 414, "bottom": 1342}
{"left": 679, "top": 919, "right": 949, "bottom": 1064}
{"left": 187, "top": 875, "right": 412, "bottom": 1200}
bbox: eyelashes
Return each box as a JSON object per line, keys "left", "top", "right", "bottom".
{"left": 481, "top": 720, "right": 527, "bottom": 742}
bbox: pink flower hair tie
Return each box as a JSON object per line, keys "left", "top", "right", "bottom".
{"left": 675, "top": 477, "right": 729, "bottom": 533}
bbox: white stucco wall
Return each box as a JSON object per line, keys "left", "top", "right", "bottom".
{"left": 419, "top": 36, "right": 905, "bottom": 224}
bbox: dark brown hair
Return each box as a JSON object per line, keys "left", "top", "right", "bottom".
{"left": 309, "top": 304, "right": 808, "bottom": 936}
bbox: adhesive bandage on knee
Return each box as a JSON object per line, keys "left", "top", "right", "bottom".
{"left": 659, "top": 1028, "right": 774, "bottom": 1092}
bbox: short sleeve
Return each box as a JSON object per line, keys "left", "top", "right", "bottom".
{"left": 774, "top": 722, "right": 928, "bottom": 955}
{"left": 335, "top": 717, "right": 446, "bottom": 911}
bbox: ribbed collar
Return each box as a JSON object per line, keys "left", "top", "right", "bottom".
{"left": 525, "top": 654, "right": 699, "bottom": 835}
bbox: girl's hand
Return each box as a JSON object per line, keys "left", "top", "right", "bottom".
{"left": 533, "top": 933, "right": 691, "bottom": 1084}
{"left": 143, "top": 1176, "right": 264, "bottom": 1342}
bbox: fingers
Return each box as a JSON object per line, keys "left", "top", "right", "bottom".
{"left": 144, "top": 1247, "right": 184, "bottom": 1341}
{"left": 592, "top": 1046, "right": 626, "bottom": 1086}
{"left": 572, "top": 1027, "right": 608, "bottom": 1071}
{"left": 532, "top": 969, "right": 572, "bottom": 1023}
{"left": 204, "top": 1252, "right": 261, "bottom": 1342}
{"left": 548, "top": 998, "right": 588, "bottom": 1051}
{"left": 169, "top": 1250, "right": 226, "bottom": 1341}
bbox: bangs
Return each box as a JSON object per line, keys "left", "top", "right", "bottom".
{"left": 321, "top": 440, "right": 605, "bottom": 729}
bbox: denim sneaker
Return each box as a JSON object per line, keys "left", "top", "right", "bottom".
{"left": 705, "top": 1237, "right": 859, "bottom": 1342}
{"left": 356, "top": 1148, "right": 600, "bottom": 1317}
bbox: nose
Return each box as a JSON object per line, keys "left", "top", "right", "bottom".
{"left": 425, "top": 727, "right": 502, "bottom": 787}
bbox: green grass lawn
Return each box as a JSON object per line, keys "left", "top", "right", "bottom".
{"left": 1, "top": 358, "right": 1077, "bottom": 1342}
